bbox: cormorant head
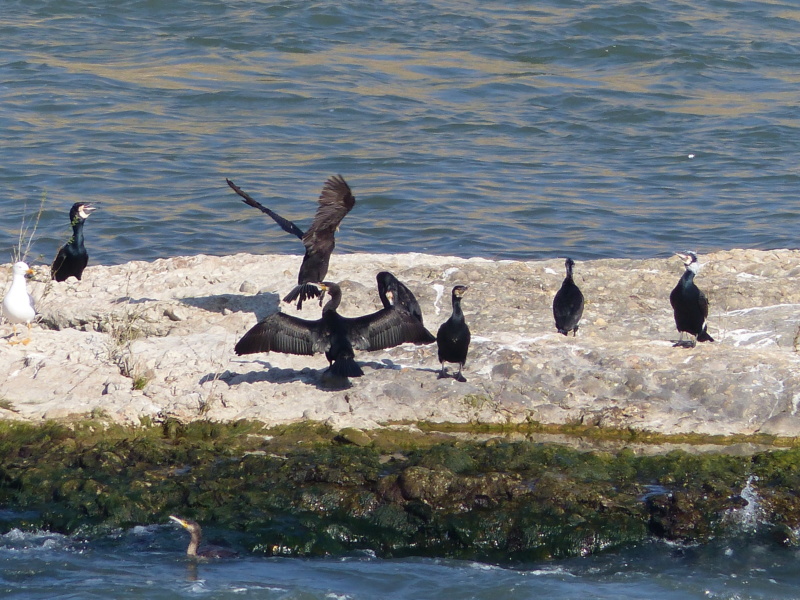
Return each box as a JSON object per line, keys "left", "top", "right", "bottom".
{"left": 69, "top": 202, "right": 97, "bottom": 223}
{"left": 169, "top": 515, "right": 201, "bottom": 537}
{"left": 452, "top": 285, "right": 468, "bottom": 299}
{"left": 675, "top": 251, "right": 700, "bottom": 274}
{"left": 564, "top": 257, "right": 575, "bottom": 275}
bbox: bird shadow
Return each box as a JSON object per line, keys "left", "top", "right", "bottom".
{"left": 211, "top": 359, "right": 354, "bottom": 391}
{"left": 180, "top": 292, "right": 280, "bottom": 320}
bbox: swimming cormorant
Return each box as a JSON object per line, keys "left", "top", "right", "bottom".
{"left": 436, "top": 285, "right": 470, "bottom": 382}
{"left": 51, "top": 202, "right": 96, "bottom": 282}
{"left": 234, "top": 281, "right": 435, "bottom": 378}
{"left": 553, "top": 258, "right": 584, "bottom": 336}
{"left": 227, "top": 176, "right": 355, "bottom": 309}
{"left": 376, "top": 271, "right": 426, "bottom": 325}
{"left": 2, "top": 261, "right": 36, "bottom": 345}
{"left": 169, "top": 516, "right": 238, "bottom": 559}
{"left": 669, "top": 251, "right": 714, "bottom": 348}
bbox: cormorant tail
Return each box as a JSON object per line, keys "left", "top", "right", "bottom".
{"left": 697, "top": 331, "right": 714, "bottom": 343}
{"left": 283, "top": 283, "right": 322, "bottom": 309}
{"left": 329, "top": 357, "right": 364, "bottom": 378}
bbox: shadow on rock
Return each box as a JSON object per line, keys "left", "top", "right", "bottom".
{"left": 214, "top": 360, "right": 351, "bottom": 391}
{"left": 180, "top": 292, "right": 279, "bottom": 319}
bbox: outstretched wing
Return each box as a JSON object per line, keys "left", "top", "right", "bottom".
{"left": 376, "top": 271, "right": 425, "bottom": 324}
{"left": 345, "top": 308, "right": 435, "bottom": 352}
{"left": 234, "top": 313, "right": 329, "bottom": 356}
{"left": 227, "top": 178, "right": 305, "bottom": 240}
{"left": 302, "top": 175, "right": 355, "bottom": 250}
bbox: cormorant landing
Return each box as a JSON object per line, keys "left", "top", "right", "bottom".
{"left": 669, "top": 251, "right": 714, "bottom": 348}
{"left": 553, "top": 257, "right": 584, "bottom": 336}
{"left": 51, "top": 202, "right": 96, "bottom": 282}
{"left": 436, "top": 285, "right": 470, "bottom": 382}
{"left": 2, "top": 261, "right": 36, "bottom": 345}
{"left": 227, "top": 176, "right": 355, "bottom": 309}
{"left": 234, "top": 281, "right": 435, "bottom": 380}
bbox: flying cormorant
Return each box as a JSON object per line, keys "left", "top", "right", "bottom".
{"left": 169, "top": 516, "right": 238, "bottom": 559}
{"left": 2, "top": 261, "right": 36, "bottom": 345}
{"left": 51, "top": 202, "right": 96, "bottom": 282}
{"left": 234, "top": 281, "right": 435, "bottom": 379}
{"left": 376, "top": 271, "right": 426, "bottom": 325}
{"left": 436, "top": 285, "right": 470, "bottom": 382}
{"left": 553, "top": 258, "right": 584, "bottom": 336}
{"left": 669, "top": 251, "right": 714, "bottom": 348}
{"left": 227, "top": 176, "right": 355, "bottom": 309}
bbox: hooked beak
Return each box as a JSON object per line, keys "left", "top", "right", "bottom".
{"left": 169, "top": 515, "right": 189, "bottom": 529}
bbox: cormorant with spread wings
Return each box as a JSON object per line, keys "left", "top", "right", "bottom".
{"left": 235, "top": 281, "right": 435, "bottom": 378}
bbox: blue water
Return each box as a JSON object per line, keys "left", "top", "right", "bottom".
{"left": 2, "top": 526, "right": 800, "bottom": 599}
{"left": 1, "top": 0, "right": 799, "bottom": 268}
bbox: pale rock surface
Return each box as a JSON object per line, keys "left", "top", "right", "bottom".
{"left": 1, "top": 250, "right": 800, "bottom": 436}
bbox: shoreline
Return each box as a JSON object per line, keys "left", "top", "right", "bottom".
{"left": 1, "top": 249, "right": 799, "bottom": 438}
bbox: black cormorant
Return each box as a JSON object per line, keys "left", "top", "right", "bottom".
{"left": 376, "top": 271, "right": 425, "bottom": 325}
{"left": 553, "top": 258, "right": 584, "bottom": 336}
{"left": 227, "top": 176, "right": 355, "bottom": 309}
{"left": 436, "top": 285, "right": 470, "bottom": 382}
{"left": 51, "top": 202, "right": 96, "bottom": 282}
{"left": 669, "top": 251, "right": 714, "bottom": 348}
{"left": 169, "top": 516, "right": 238, "bottom": 559}
{"left": 234, "top": 281, "right": 435, "bottom": 379}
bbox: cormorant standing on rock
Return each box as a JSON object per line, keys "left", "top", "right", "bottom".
{"left": 376, "top": 271, "right": 426, "bottom": 325}
{"left": 51, "top": 202, "right": 96, "bottom": 282}
{"left": 436, "top": 285, "right": 470, "bottom": 382}
{"left": 226, "top": 176, "right": 355, "bottom": 309}
{"left": 169, "top": 516, "right": 238, "bottom": 559}
{"left": 2, "top": 261, "right": 36, "bottom": 345}
{"left": 670, "top": 251, "right": 714, "bottom": 348}
{"left": 234, "top": 281, "right": 435, "bottom": 380}
{"left": 553, "top": 257, "right": 584, "bottom": 336}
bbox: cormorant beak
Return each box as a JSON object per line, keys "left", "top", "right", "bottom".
{"left": 674, "top": 252, "right": 691, "bottom": 266}
{"left": 169, "top": 515, "right": 189, "bottom": 529}
{"left": 79, "top": 204, "right": 97, "bottom": 219}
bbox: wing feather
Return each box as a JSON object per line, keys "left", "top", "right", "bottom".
{"left": 235, "top": 313, "right": 329, "bottom": 356}
{"left": 345, "top": 308, "right": 435, "bottom": 351}
{"left": 302, "top": 175, "right": 355, "bottom": 249}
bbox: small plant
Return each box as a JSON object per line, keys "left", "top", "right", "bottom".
{"left": 12, "top": 192, "right": 47, "bottom": 264}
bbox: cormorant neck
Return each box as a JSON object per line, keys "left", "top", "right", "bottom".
{"left": 451, "top": 296, "right": 464, "bottom": 320}
{"left": 565, "top": 264, "right": 574, "bottom": 281}
{"left": 71, "top": 219, "right": 86, "bottom": 247}
{"left": 187, "top": 530, "right": 201, "bottom": 556}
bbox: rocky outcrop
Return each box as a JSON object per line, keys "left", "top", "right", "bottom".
{"left": 2, "top": 249, "right": 800, "bottom": 436}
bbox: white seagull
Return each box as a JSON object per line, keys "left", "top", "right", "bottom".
{"left": 2, "top": 261, "right": 36, "bottom": 345}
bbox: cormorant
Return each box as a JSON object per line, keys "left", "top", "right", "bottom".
{"left": 669, "top": 251, "right": 714, "bottom": 348}
{"left": 169, "top": 516, "right": 238, "bottom": 559}
{"left": 436, "top": 285, "right": 470, "bottom": 382}
{"left": 553, "top": 257, "right": 584, "bottom": 336}
{"left": 51, "top": 202, "right": 96, "bottom": 282}
{"left": 376, "top": 271, "right": 426, "bottom": 325}
{"left": 234, "top": 281, "right": 435, "bottom": 379}
{"left": 2, "top": 261, "right": 36, "bottom": 345}
{"left": 227, "top": 176, "right": 355, "bottom": 309}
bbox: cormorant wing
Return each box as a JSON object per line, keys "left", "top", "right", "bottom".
{"left": 234, "top": 312, "right": 330, "bottom": 356}
{"left": 302, "top": 175, "right": 355, "bottom": 249}
{"left": 344, "top": 308, "right": 435, "bottom": 352}
{"left": 698, "top": 288, "right": 710, "bottom": 318}
{"left": 377, "top": 271, "right": 425, "bottom": 324}
{"left": 227, "top": 178, "right": 305, "bottom": 240}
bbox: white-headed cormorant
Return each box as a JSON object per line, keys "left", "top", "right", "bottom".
{"left": 376, "top": 271, "right": 426, "bottom": 325}
{"left": 51, "top": 202, "right": 96, "bottom": 282}
{"left": 235, "top": 281, "right": 435, "bottom": 379}
{"left": 553, "top": 257, "right": 584, "bottom": 336}
{"left": 2, "top": 261, "right": 36, "bottom": 345}
{"left": 169, "top": 516, "right": 238, "bottom": 559}
{"left": 669, "top": 251, "right": 714, "bottom": 348}
{"left": 436, "top": 285, "right": 470, "bottom": 382}
{"left": 227, "top": 176, "right": 355, "bottom": 309}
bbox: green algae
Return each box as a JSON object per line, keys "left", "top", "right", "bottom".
{"left": 0, "top": 419, "right": 798, "bottom": 562}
